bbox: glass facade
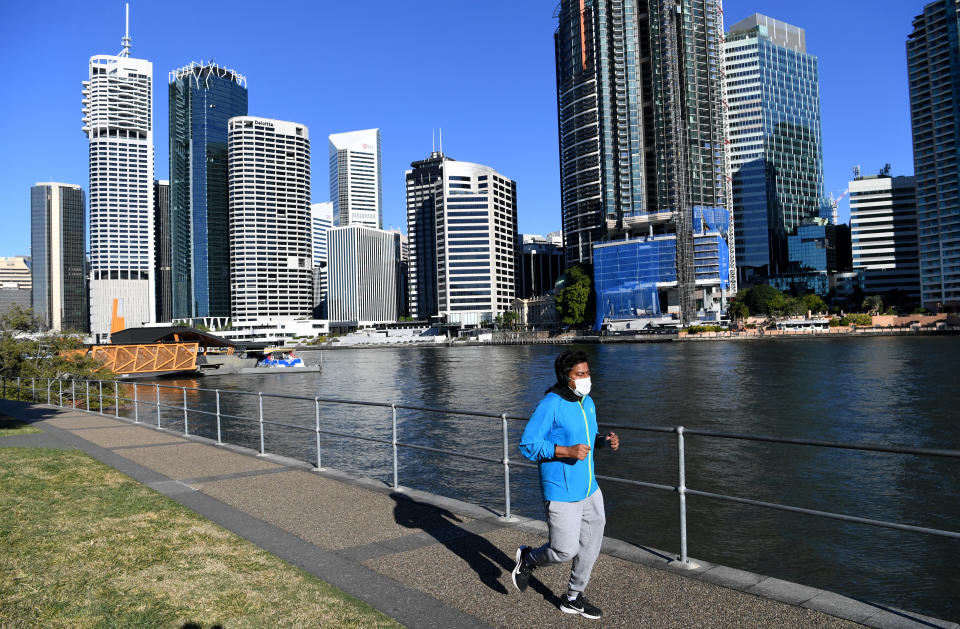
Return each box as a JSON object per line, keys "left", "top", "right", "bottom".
{"left": 908, "top": 0, "right": 960, "bottom": 309}
{"left": 725, "top": 15, "right": 824, "bottom": 284}
{"left": 554, "top": 0, "right": 729, "bottom": 268}
{"left": 787, "top": 221, "right": 835, "bottom": 273}
{"left": 169, "top": 63, "right": 247, "bottom": 318}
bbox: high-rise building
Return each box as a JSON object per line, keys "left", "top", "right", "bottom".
{"left": 169, "top": 62, "right": 248, "bottom": 319}
{"left": 227, "top": 117, "right": 312, "bottom": 322}
{"left": 82, "top": 9, "right": 155, "bottom": 340}
{"left": 725, "top": 14, "right": 824, "bottom": 284}
{"left": 405, "top": 152, "right": 518, "bottom": 325}
{"left": 849, "top": 174, "right": 921, "bottom": 300}
{"left": 518, "top": 235, "right": 564, "bottom": 299}
{"left": 554, "top": 0, "right": 734, "bottom": 322}
{"left": 326, "top": 225, "right": 400, "bottom": 327}
{"left": 0, "top": 257, "right": 32, "bottom": 318}
{"left": 311, "top": 202, "right": 333, "bottom": 318}
{"left": 908, "top": 0, "right": 960, "bottom": 310}
{"left": 153, "top": 180, "right": 172, "bottom": 322}
{"left": 329, "top": 129, "right": 382, "bottom": 228}
{"left": 786, "top": 219, "right": 836, "bottom": 273}
{"left": 30, "top": 183, "right": 88, "bottom": 332}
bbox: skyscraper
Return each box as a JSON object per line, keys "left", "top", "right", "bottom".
{"left": 554, "top": 0, "right": 733, "bottom": 322}
{"left": 311, "top": 202, "right": 333, "bottom": 318}
{"left": 329, "top": 129, "right": 382, "bottom": 228}
{"left": 30, "top": 183, "right": 88, "bottom": 332}
{"left": 153, "top": 179, "right": 172, "bottom": 322}
{"left": 227, "top": 117, "right": 312, "bottom": 321}
{"left": 326, "top": 226, "right": 400, "bottom": 327}
{"left": 908, "top": 0, "right": 960, "bottom": 310}
{"left": 169, "top": 62, "right": 248, "bottom": 319}
{"left": 849, "top": 174, "right": 920, "bottom": 301}
{"left": 405, "top": 152, "right": 518, "bottom": 325}
{"left": 82, "top": 7, "right": 155, "bottom": 339}
{"left": 724, "top": 14, "right": 824, "bottom": 284}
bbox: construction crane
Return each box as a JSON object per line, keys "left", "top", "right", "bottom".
{"left": 826, "top": 187, "right": 849, "bottom": 224}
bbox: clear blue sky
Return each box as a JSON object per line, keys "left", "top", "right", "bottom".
{"left": 0, "top": 0, "right": 926, "bottom": 257}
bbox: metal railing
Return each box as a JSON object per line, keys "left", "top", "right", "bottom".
{"left": 5, "top": 376, "right": 960, "bottom": 565}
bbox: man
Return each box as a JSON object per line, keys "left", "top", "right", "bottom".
{"left": 512, "top": 350, "right": 619, "bottom": 619}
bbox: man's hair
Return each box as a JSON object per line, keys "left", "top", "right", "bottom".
{"left": 554, "top": 350, "right": 589, "bottom": 384}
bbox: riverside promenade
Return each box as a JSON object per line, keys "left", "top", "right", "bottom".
{"left": 1, "top": 400, "right": 954, "bottom": 629}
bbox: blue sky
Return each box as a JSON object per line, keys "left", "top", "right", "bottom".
{"left": 0, "top": 0, "right": 926, "bottom": 257}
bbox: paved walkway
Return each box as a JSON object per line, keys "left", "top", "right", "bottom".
{"left": 1, "top": 400, "right": 954, "bottom": 629}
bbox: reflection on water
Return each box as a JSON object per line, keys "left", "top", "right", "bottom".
{"left": 144, "top": 337, "right": 960, "bottom": 621}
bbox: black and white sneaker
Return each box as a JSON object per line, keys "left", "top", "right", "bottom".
{"left": 511, "top": 546, "right": 534, "bottom": 592}
{"left": 560, "top": 592, "right": 602, "bottom": 619}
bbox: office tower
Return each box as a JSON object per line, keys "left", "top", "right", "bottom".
{"left": 405, "top": 152, "right": 518, "bottom": 325}
{"left": 30, "top": 183, "right": 88, "bottom": 331}
{"left": 554, "top": 0, "right": 733, "bottom": 322}
{"left": 518, "top": 235, "right": 564, "bottom": 299}
{"left": 329, "top": 129, "right": 382, "bottom": 228}
{"left": 0, "top": 257, "right": 33, "bottom": 318}
{"left": 326, "top": 225, "right": 400, "bottom": 326}
{"left": 849, "top": 174, "right": 921, "bottom": 301}
{"left": 169, "top": 62, "right": 248, "bottom": 319}
{"left": 82, "top": 10, "right": 154, "bottom": 339}
{"left": 725, "top": 14, "right": 824, "bottom": 284}
{"left": 311, "top": 202, "right": 333, "bottom": 317}
{"left": 786, "top": 219, "right": 836, "bottom": 273}
{"left": 227, "top": 117, "right": 312, "bottom": 321}
{"left": 153, "top": 180, "right": 172, "bottom": 322}
{"left": 908, "top": 0, "right": 960, "bottom": 310}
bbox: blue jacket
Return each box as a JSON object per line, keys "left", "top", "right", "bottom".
{"left": 519, "top": 384, "right": 599, "bottom": 502}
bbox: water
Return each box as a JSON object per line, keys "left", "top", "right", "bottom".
{"left": 146, "top": 337, "right": 960, "bottom": 621}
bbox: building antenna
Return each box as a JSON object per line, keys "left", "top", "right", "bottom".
{"left": 119, "top": 3, "right": 132, "bottom": 57}
{"left": 432, "top": 129, "right": 435, "bottom": 153}
{"left": 439, "top": 128, "right": 443, "bottom": 153}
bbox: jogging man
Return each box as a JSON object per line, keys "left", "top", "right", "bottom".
{"left": 511, "top": 350, "right": 619, "bottom": 619}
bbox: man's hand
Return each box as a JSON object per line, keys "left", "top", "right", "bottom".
{"left": 605, "top": 431, "right": 619, "bottom": 451}
{"left": 555, "top": 444, "right": 591, "bottom": 460}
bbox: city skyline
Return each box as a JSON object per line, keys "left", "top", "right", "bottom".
{"left": 0, "top": 1, "right": 923, "bottom": 258}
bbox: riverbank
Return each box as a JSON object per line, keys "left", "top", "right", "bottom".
{"left": 3, "top": 400, "right": 953, "bottom": 629}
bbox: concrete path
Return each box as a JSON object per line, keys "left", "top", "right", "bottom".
{"left": 1, "top": 400, "right": 954, "bottom": 629}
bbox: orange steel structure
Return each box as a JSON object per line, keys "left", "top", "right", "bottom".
{"left": 91, "top": 343, "right": 199, "bottom": 375}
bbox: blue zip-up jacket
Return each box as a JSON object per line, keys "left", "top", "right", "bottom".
{"left": 519, "top": 384, "right": 600, "bottom": 502}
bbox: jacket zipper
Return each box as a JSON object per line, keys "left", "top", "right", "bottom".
{"left": 579, "top": 399, "right": 592, "bottom": 499}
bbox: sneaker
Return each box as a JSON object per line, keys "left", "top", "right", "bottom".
{"left": 560, "top": 592, "right": 602, "bottom": 619}
{"left": 511, "top": 546, "right": 534, "bottom": 592}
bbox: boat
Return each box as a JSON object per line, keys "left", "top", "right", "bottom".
{"left": 239, "top": 348, "right": 321, "bottom": 374}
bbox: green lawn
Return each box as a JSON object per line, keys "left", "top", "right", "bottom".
{"left": 0, "top": 447, "right": 403, "bottom": 628}
{"left": 0, "top": 415, "right": 42, "bottom": 436}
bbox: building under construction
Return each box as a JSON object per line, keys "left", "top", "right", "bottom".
{"left": 554, "top": 0, "right": 735, "bottom": 325}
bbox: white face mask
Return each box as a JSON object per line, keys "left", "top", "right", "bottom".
{"left": 572, "top": 377, "right": 592, "bottom": 397}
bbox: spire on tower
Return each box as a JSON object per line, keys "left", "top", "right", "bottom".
{"left": 119, "top": 3, "right": 132, "bottom": 57}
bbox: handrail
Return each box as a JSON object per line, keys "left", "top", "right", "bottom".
{"left": 6, "top": 376, "right": 960, "bottom": 567}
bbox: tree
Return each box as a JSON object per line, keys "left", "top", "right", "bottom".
{"left": 800, "top": 293, "right": 827, "bottom": 315}
{"left": 727, "top": 299, "right": 750, "bottom": 323}
{"left": 742, "top": 284, "right": 782, "bottom": 315}
{"left": 862, "top": 295, "right": 883, "bottom": 315}
{"left": 555, "top": 264, "right": 594, "bottom": 327}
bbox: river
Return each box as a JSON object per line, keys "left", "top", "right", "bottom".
{"left": 147, "top": 336, "right": 960, "bottom": 621}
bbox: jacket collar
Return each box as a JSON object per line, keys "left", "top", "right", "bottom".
{"left": 547, "top": 382, "right": 582, "bottom": 403}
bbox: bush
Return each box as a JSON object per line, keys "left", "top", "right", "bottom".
{"left": 686, "top": 325, "right": 724, "bottom": 334}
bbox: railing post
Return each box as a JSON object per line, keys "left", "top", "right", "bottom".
{"left": 155, "top": 384, "right": 161, "bottom": 428}
{"left": 17, "top": 376, "right": 21, "bottom": 400}
{"left": 391, "top": 404, "right": 398, "bottom": 489}
{"left": 47, "top": 379, "right": 51, "bottom": 405}
{"left": 98, "top": 381, "right": 103, "bottom": 414}
{"left": 32, "top": 378, "right": 35, "bottom": 403}
{"left": 72, "top": 380, "right": 76, "bottom": 408}
{"left": 58, "top": 379, "right": 63, "bottom": 407}
{"left": 133, "top": 383, "right": 139, "bottom": 423}
{"left": 258, "top": 392, "right": 265, "bottom": 455}
{"left": 502, "top": 413, "right": 512, "bottom": 520}
{"left": 182, "top": 387, "right": 189, "bottom": 436}
{"left": 85, "top": 380, "right": 90, "bottom": 412}
{"left": 215, "top": 389, "right": 222, "bottom": 445}
{"left": 114, "top": 383, "right": 119, "bottom": 417}
{"left": 314, "top": 397, "right": 322, "bottom": 470}
{"left": 677, "top": 426, "right": 689, "bottom": 565}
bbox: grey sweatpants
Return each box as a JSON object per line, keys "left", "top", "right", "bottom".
{"left": 529, "top": 488, "right": 605, "bottom": 594}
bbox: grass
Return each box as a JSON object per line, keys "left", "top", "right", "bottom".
{"left": 0, "top": 447, "right": 403, "bottom": 628}
{"left": 0, "top": 415, "right": 42, "bottom": 436}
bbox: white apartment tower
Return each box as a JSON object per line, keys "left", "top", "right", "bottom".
{"left": 228, "top": 117, "right": 313, "bottom": 321}
{"left": 406, "top": 153, "right": 518, "bottom": 325}
{"left": 311, "top": 202, "right": 333, "bottom": 316}
{"left": 329, "top": 129, "right": 382, "bottom": 228}
{"left": 326, "top": 225, "right": 399, "bottom": 327}
{"left": 82, "top": 5, "right": 155, "bottom": 339}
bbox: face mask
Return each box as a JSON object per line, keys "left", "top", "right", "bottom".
{"left": 572, "top": 377, "right": 592, "bottom": 397}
